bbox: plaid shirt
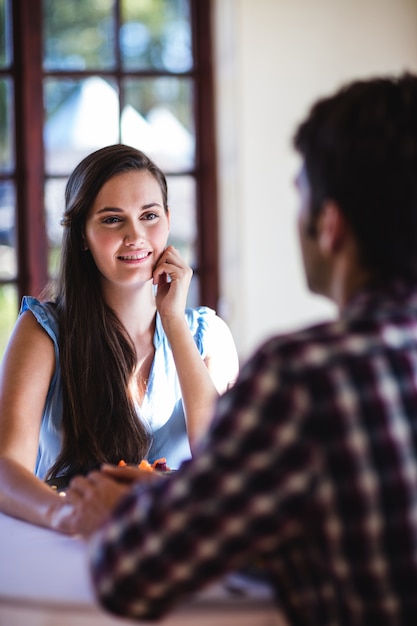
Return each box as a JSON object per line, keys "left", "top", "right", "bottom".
{"left": 90, "top": 281, "right": 417, "bottom": 625}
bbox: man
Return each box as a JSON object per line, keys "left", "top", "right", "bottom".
{"left": 73, "top": 74, "right": 417, "bottom": 625}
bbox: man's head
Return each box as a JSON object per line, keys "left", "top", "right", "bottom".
{"left": 293, "top": 73, "right": 417, "bottom": 285}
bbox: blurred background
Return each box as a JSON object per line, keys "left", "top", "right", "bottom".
{"left": 1, "top": 0, "right": 417, "bottom": 362}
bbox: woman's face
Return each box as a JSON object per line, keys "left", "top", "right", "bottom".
{"left": 84, "top": 170, "right": 170, "bottom": 288}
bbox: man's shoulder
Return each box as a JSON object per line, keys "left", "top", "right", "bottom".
{"left": 259, "top": 317, "right": 342, "bottom": 348}
{"left": 252, "top": 317, "right": 359, "bottom": 372}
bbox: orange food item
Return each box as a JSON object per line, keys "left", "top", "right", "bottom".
{"left": 118, "top": 457, "right": 169, "bottom": 472}
{"left": 151, "top": 457, "right": 168, "bottom": 471}
{"left": 138, "top": 459, "right": 153, "bottom": 472}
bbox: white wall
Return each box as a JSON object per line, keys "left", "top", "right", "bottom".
{"left": 213, "top": 0, "right": 417, "bottom": 361}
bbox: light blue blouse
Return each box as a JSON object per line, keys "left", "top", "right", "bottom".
{"left": 20, "top": 296, "right": 217, "bottom": 478}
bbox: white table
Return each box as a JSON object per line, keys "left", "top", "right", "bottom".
{"left": 0, "top": 512, "right": 288, "bottom": 626}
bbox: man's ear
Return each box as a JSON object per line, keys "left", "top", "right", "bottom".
{"left": 316, "top": 200, "right": 347, "bottom": 255}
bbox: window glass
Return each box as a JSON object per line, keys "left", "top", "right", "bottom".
{"left": 0, "top": 0, "right": 12, "bottom": 67}
{"left": 44, "top": 178, "right": 66, "bottom": 278}
{"left": 0, "top": 0, "right": 15, "bottom": 361}
{"left": 0, "top": 283, "right": 17, "bottom": 359}
{"left": 122, "top": 77, "right": 195, "bottom": 172}
{"left": 44, "top": 77, "right": 120, "bottom": 175}
{"left": 167, "top": 175, "right": 197, "bottom": 308}
{"left": 0, "top": 180, "right": 16, "bottom": 279}
{"left": 0, "top": 78, "right": 14, "bottom": 171}
{"left": 121, "top": 0, "right": 192, "bottom": 72}
{"left": 43, "top": 0, "right": 116, "bottom": 70}
{"left": 166, "top": 175, "right": 196, "bottom": 267}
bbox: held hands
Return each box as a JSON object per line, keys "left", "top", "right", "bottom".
{"left": 153, "top": 245, "right": 193, "bottom": 319}
{"left": 51, "top": 465, "right": 163, "bottom": 536}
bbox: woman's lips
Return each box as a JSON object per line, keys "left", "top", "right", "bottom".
{"left": 118, "top": 251, "right": 151, "bottom": 261}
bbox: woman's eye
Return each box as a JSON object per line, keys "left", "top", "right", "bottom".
{"left": 102, "top": 216, "right": 121, "bottom": 224}
{"left": 142, "top": 212, "right": 158, "bottom": 221}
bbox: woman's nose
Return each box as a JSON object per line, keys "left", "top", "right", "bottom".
{"left": 123, "top": 220, "right": 144, "bottom": 245}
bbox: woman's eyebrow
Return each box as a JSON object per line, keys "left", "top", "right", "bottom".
{"left": 95, "top": 202, "right": 163, "bottom": 215}
{"left": 96, "top": 206, "right": 123, "bottom": 214}
{"left": 141, "top": 202, "right": 163, "bottom": 210}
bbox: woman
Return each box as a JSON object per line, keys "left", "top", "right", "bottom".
{"left": 0, "top": 144, "right": 239, "bottom": 533}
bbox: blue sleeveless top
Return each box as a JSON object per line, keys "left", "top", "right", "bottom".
{"left": 20, "top": 296, "right": 217, "bottom": 478}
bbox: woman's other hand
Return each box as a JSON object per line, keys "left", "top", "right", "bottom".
{"left": 61, "top": 471, "right": 132, "bottom": 536}
{"left": 62, "top": 465, "right": 165, "bottom": 536}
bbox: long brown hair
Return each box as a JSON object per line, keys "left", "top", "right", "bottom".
{"left": 47, "top": 144, "right": 168, "bottom": 479}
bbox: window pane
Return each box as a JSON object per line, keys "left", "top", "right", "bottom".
{"left": 121, "top": 0, "right": 192, "bottom": 72}
{"left": 0, "top": 180, "right": 16, "bottom": 279}
{"left": 43, "top": 0, "right": 116, "bottom": 70}
{"left": 0, "top": 0, "right": 12, "bottom": 67}
{"left": 0, "top": 78, "right": 14, "bottom": 171}
{"left": 167, "top": 175, "right": 196, "bottom": 267}
{"left": 166, "top": 175, "right": 199, "bottom": 309}
{"left": 44, "top": 178, "right": 65, "bottom": 279}
{"left": 123, "top": 77, "right": 195, "bottom": 172}
{"left": 44, "top": 77, "right": 120, "bottom": 175}
{"left": 0, "top": 283, "right": 18, "bottom": 360}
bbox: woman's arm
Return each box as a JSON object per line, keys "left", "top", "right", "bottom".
{"left": 160, "top": 314, "right": 222, "bottom": 450}
{"left": 153, "top": 246, "right": 239, "bottom": 450}
{"left": 171, "top": 312, "right": 239, "bottom": 448}
{"left": 0, "top": 312, "right": 74, "bottom": 532}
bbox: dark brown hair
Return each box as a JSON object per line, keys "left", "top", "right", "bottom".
{"left": 293, "top": 73, "right": 417, "bottom": 281}
{"left": 47, "top": 144, "right": 168, "bottom": 479}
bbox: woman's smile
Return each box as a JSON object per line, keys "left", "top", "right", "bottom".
{"left": 117, "top": 251, "right": 152, "bottom": 262}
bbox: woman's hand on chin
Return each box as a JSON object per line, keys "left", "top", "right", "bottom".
{"left": 153, "top": 245, "right": 193, "bottom": 319}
